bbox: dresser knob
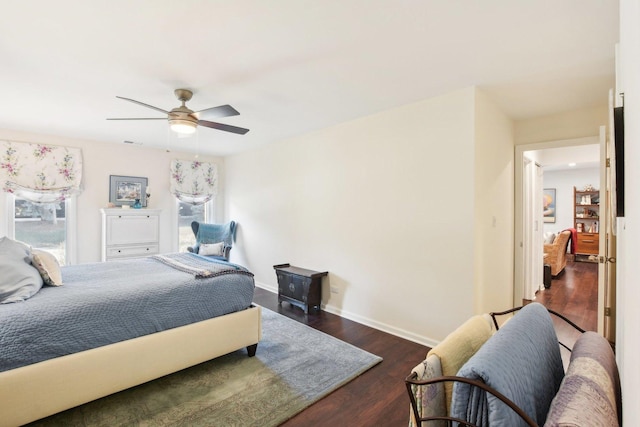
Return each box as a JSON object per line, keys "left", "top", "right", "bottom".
{"left": 289, "top": 283, "right": 295, "bottom": 292}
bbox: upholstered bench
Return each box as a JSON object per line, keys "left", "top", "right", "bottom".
{"left": 406, "top": 304, "right": 621, "bottom": 426}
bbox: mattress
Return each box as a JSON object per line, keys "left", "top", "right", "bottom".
{"left": 0, "top": 253, "right": 255, "bottom": 372}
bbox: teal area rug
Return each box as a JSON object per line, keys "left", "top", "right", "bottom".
{"left": 28, "top": 308, "right": 382, "bottom": 427}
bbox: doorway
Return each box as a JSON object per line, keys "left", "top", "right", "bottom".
{"left": 514, "top": 136, "right": 604, "bottom": 330}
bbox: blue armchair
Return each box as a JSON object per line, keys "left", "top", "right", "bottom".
{"left": 187, "top": 221, "right": 237, "bottom": 261}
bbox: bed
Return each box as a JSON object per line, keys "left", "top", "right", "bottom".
{"left": 0, "top": 247, "right": 261, "bottom": 427}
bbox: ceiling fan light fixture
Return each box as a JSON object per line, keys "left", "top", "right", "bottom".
{"left": 110, "top": 89, "right": 249, "bottom": 136}
{"left": 170, "top": 119, "right": 197, "bottom": 135}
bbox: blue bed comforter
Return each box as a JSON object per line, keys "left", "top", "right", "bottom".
{"left": 0, "top": 253, "right": 255, "bottom": 372}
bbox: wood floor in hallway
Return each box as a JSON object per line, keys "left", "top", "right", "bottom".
{"left": 532, "top": 259, "right": 598, "bottom": 332}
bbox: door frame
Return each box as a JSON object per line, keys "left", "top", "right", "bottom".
{"left": 519, "top": 158, "right": 544, "bottom": 300}
{"left": 514, "top": 136, "right": 601, "bottom": 310}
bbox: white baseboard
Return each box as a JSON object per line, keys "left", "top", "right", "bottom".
{"left": 320, "top": 304, "right": 440, "bottom": 349}
{"left": 254, "top": 282, "right": 439, "bottom": 349}
{"left": 256, "top": 281, "right": 278, "bottom": 293}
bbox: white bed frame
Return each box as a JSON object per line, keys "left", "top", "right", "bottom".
{"left": 0, "top": 304, "right": 261, "bottom": 427}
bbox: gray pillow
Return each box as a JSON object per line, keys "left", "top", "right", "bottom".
{"left": 0, "top": 237, "right": 43, "bottom": 303}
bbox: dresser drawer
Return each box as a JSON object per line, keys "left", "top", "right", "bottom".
{"left": 105, "top": 214, "right": 159, "bottom": 246}
{"left": 576, "top": 233, "right": 599, "bottom": 254}
{"left": 106, "top": 244, "right": 159, "bottom": 259}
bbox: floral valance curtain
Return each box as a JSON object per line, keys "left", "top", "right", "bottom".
{"left": 170, "top": 159, "right": 218, "bottom": 205}
{"left": 0, "top": 140, "right": 83, "bottom": 203}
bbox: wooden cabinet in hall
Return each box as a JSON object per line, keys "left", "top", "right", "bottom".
{"left": 101, "top": 209, "right": 161, "bottom": 261}
{"left": 573, "top": 187, "right": 599, "bottom": 255}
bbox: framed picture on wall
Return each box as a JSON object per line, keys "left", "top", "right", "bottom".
{"left": 543, "top": 188, "right": 556, "bottom": 223}
{"left": 109, "top": 175, "right": 148, "bottom": 207}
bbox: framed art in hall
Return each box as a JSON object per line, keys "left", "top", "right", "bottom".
{"left": 109, "top": 175, "right": 148, "bottom": 207}
{"left": 543, "top": 188, "right": 556, "bottom": 223}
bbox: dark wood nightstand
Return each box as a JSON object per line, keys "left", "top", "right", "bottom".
{"left": 273, "top": 264, "right": 328, "bottom": 314}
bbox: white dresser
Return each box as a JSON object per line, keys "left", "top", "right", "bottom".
{"left": 101, "top": 208, "right": 161, "bottom": 261}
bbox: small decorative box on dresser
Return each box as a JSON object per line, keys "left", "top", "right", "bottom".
{"left": 101, "top": 208, "right": 161, "bottom": 261}
{"left": 273, "top": 264, "right": 328, "bottom": 314}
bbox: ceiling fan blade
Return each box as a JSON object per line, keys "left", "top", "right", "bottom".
{"left": 115, "top": 96, "right": 169, "bottom": 114}
{"left": 198, "top": 119, "right": 250, "bottom": 135}
{"left": 193, "top": 104, "right": 240, "bottom": 120}
{"left": 107, "top": 117, "right": 167, "bottom": 120}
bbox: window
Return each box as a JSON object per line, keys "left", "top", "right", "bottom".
{"left": 177, "top": 200, "right": 213, "bottom": 252}
{"left": 170, "top": 158, "right": 218, "bottom": 252}
{"left": 0, "top": 140, "right": 81, "bottom": 264}
{"left": 13, "top": 198, "right": 69, "bottom": 264}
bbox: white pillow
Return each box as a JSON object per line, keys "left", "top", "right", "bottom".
{"left": 199, "top": 242, "right": 226, "bottom": 257}
{"left": 544, "top": 232, "right": 556, "bottom": 245}
{"left": 32, "top": 249, "right": 63, "bottom": 286}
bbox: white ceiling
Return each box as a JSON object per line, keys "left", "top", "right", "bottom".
{"left": 0, "top": 1, "right": 619, "bottom": 156}
{"left": 537, "top": 144, "right": 600, "bottom": 171}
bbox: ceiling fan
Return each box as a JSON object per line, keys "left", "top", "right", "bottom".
{"left": 107, "top": 89, "right": 249, "bottom": 135}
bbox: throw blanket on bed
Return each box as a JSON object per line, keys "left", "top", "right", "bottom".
{"left": 151, "top": 253, "right": 254, "bottom": 278}
{"left": 450, "top": 303, "right": 564, "bottom": 426}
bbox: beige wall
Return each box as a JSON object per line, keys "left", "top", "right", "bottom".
{"left": 0, "top": 128, "right": 225, "bottom": 264}
{"left": 226, "top": 87, "right": 514, "bottom": 345}
{"left": 514, "top": 105, "right": 608, "bottom": 145}
{"left": 473, "top": 90, "right": 515, "bottom": 314}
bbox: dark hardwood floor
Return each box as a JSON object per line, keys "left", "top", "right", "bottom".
{"left": 530, "top": 259, "right": 599, "bottom": 368}
{"left": 252, "top": 287, "right": 429, "bottom": 427}
{"left": 532, "top": 259, "right": 598, "bottom": 332}
{"left": 252, "top": 260, "right": 597, "bottom": 426}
